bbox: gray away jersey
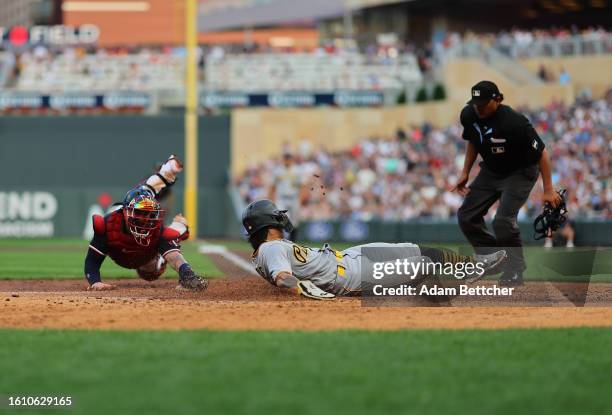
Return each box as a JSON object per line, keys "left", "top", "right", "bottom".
{"left": 252, "top": 239, "right": 343, "bottom": 294}
{"left": 252, "top": 240, "right": 424, "bottom": 296}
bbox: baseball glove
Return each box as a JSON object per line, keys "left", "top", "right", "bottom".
{"left": 177, "top": 268, "right": 208, "bottom": 291}
{"left": 297, "top": 280, "right": 335, "bottom": 300}
{"left": 533, "top": 189, "right": 568, "bottom": 240}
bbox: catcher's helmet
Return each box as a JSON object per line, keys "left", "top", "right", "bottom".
{"left": 242, "top": 199, "right": 293, "bottom": 237}
{"left": 122, "top": 186, "right": 162, "bottom": 246}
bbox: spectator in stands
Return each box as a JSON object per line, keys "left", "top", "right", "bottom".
{"left": 538, "top": 64, "right": 551, "bottom": 82}
{"left": 13, "top": 45, "right": 186, "bottom": 92}
{"left": 544, "top": 220, "right": 576, "bottom": 248}
{"left": 438, "top": 26, "right": 611, "bottom": 59}
{"left": 559, "top": 67, "right": 571, "bottom": 85}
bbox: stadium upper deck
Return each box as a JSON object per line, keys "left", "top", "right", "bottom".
{"left": 0, "top": 28, "right": 609, "bottom": 93}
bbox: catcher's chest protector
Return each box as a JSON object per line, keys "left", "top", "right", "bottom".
{"left": 105, "top": 210, "right": 160, "bottom": 269}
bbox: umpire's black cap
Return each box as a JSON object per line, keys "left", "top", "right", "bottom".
{"left": 467, "top": 80, "right": 501, "bottom": 105}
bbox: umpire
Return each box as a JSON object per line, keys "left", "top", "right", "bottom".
{"left": 451, "top": 81, "right": 561, "bottom": 286}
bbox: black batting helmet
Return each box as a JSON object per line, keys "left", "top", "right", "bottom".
{"left": 242, "top": 199, "right": 293, "bottom": 237}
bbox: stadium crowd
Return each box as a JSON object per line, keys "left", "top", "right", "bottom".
{"left": 1, "top": 46, "right": 187, "bottom": 91}
{"left": 440, "top": 26, "right": 612, "bottom": 59}
{"left": 237, "top": 94, "right": 612, "bottom": 222}
{"left": 2, "top": 43, "right": 421, "bottom": 92}
{"left": 205, "top": 48, "right": 421, "bottom": 92}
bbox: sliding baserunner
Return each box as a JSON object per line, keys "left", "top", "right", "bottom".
{"left": 243, "top": 200, "right": 506, "bottom": 300}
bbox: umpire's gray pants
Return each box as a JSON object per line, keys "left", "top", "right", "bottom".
{"left": 457, "top": 163, "right": 538, "bottom": 273}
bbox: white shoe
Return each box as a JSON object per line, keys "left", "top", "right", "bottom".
{"left": 465, "top": 250, "right": 507, "bottom": 284}
{"left": 544, "top": 238, "right": 553, "bottom": 249}
{"left": 566, "top": 240, "right": 575, "bottom": 248}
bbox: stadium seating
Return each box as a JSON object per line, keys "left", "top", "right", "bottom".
{"left": 442, "top": 28, "right": 612, "bottom": 59}
{"left": 0, "top": 51, "right": 15, "bottom": 87}
{"left": 205, "top": 50, "right": 422, "bottom": 91}
{"left": 15, "top": 48, "right": 185, "bottom": 92}
{"left": 11, "top": 46, "right": 420, "bottom": 93}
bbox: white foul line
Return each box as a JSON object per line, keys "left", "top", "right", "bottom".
{"left": 198, "top": 244, "right": 258, "bottom": 276}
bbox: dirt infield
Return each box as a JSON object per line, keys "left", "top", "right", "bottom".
{"left": 0, "top": 278, "right": 610, "bottom": 331}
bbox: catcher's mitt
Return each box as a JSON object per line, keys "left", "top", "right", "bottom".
{"left": 533, "top": 189, "right": 568, "bottom": 240}
{"left": 177, "top": 266, "right": 208, "bottom": 291}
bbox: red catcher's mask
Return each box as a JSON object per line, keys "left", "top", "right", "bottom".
{"left": 123, "top": 195, "right": 162, "bottom": 246}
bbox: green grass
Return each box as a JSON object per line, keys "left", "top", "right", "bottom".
{"left": 0, "top": 238, "right": 610, "bottom": 282}
{"left": 0, "top": 239, "right": 222, "bottom": 279}
{"left": 0, "top": 328, "right": 610, "bottom": 415}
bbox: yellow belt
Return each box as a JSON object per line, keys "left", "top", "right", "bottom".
{"left": 334, "top": 250, "right": 346, "bottom": 277}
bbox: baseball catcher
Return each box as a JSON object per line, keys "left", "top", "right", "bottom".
{"left": 243, "top": 200, "right": 507, "bottom": 300}
{"left": 84, "top": 155, "right": 207, "bottom": 292}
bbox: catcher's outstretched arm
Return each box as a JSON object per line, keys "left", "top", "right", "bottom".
{"left": 144, "top": 155, "right": 183, "bottom": 195}
{"left": 84, "top": 247, "right": 107, "bottom": 287}
{"left": 276, "top": 272, "right": 335, "bottom": 300}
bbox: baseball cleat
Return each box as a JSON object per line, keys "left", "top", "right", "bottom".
{"left": 464, "top": 250, "right": 507, "bottom": 284}
{"left": 499, "top": 271, "right": 524, "bottom": 287}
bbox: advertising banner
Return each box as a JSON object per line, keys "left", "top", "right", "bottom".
{"left": 201, "top": 91, "right": 385, "bottom": 108}
{"left": 0, "top": 25, "right": 100, "bottom": 47}
{"left": 0, "top": 92, "right": 151, "bottom": 112}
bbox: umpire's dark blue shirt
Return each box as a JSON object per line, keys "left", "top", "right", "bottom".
{"left": 460, "top": 104, "right": 545, "bottom": 174}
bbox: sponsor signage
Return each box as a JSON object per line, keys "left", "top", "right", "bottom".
{"left": 0, "top": 91, "right": 378, "bottom": 110}
{"left": 0, "top": 92, "right": 151, "bottom": 111}
{"left": 0, "top": 192, "right": 58, "bottom": 237}
{"left": 201, "top": 91, "right": 384, "bottom": 108}
{"left": 339, "top": 221, "right": 369, "bottom": 241}
{"left": 0, "top": 25, "right": 100, "bottom": 47}
{"left": 305, "top": 221, "right": 334, "bottom": 242}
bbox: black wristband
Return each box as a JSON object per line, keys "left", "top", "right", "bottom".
{"left": 156, "top": 173, "right": 174, "bottom": 187}
{"left": 144, "top": 183, "right": 157, "bottom": 194}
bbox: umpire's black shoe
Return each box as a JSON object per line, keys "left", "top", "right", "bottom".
{"left": 499, "top": 271, "right": 524, "bottom": 287}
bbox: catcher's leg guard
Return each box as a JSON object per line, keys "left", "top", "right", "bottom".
{"left": 137, "top": 255, "right": 166, "bottom": 281}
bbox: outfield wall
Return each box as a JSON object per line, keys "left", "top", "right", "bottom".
{"left": 0, "top": 115, "right": 232, "bottom": 238}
